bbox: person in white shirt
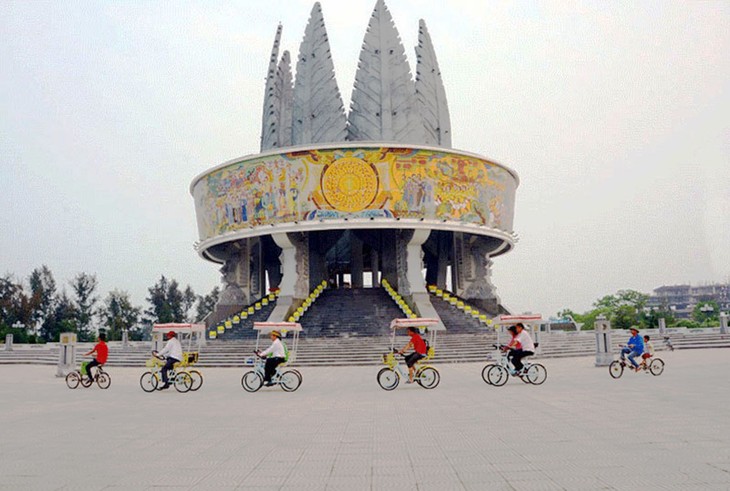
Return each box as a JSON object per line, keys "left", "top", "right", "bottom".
{"left": 504, "top": 323, "right": 536, "bottom": 375}
{"left": 156, "top": 330, "right": 183, "bottom": 390}
{"left": 256, "top": 330, "right": 286, "bottom": 387}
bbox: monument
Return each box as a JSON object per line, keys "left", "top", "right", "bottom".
{"left": 191, "top": 1, "right": 519, "bottom": 329}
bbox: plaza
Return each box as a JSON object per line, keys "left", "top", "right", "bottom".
{"left": 2, "top": 348, "right": 729, "bottom": 490}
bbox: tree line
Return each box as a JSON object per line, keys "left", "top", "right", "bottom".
{"left": 0, "top": 265, "right": 219, "bottom": 343}
{"left": 558, "top": 289, "right": 722, "bottom": 330}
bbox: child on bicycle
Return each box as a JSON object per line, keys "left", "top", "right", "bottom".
{"left": 83, "top": 332, "right": 108, "bottom": 383}
{"left": 256, "top": 330, "right": 286, "bottom": 387}
{"left": 398, "top": 327, "right": 428, "bottom": 384}
{"left": 640, "top": 335, "right": 654, "bottom": 370}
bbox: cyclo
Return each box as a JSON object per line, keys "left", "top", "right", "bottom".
{"left": 241, "top": 321, "right": 302, "bottom": 392}
{"left": 482, "top": 314, "right": 547, "bottom": 386}
{"left": 377, "top": 318, "right": 440, "bottom": 390}
{"left": 140, "top": 323, "right": 205, "bottom": 393}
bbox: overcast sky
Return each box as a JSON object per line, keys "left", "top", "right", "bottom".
{"left": 1, "top": 0, "right": 728, "bottom": 318}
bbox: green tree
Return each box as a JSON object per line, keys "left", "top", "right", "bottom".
{"left": 692, "top": 300, "right": 720, "bottom": 326}
{"left": 100, "top": 290, "right": 141, "bottom": 341}
{"left": 144, "top": 276, "right": 196, "bottom": 324}
{"left": 0, "top": 274, "right": 32, "bottom": 343}
{"left": 29, "top": 265, "right": 57, "bottom": 335}
{"left": 70, "top": 273, "right": 99, "bottom": 341}
{"left": 195, "top": 286, "right": 219, "bottom": 322}
{"left": 39, "top": 291, "right": 77, "bottom": 342}
{"left": 593, "top": 289, "right": 648, "bottom": 330}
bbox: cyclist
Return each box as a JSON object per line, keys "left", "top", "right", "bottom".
{"left": 398, "top": 327, "right": 428, "bottom": 384}
{"left": 83, "top": 332, "right": 108, "bottom": 383}
{"left": 640, "top": 335, "right": 654, "bottom": 370}
{"left": 620, "top": 327, "right": 644, "bottom": 372}
{"left": 156, "top": 330, "right": 182, "bottom": 390}
{"left": 256, "top": 330, "right": 286, "bottom": 387}
{"left": 504, "top": 323, "right": 535, "bottom": 375}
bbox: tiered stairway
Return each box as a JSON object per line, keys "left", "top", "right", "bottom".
{"left": 208, "top": 299, "right": 277, "bottom": 341}
{"left": 429, "top": 295, "right": 486, "bottom": 333}
{"left": 298, "top": 288, "right": 406, "bottom": 337}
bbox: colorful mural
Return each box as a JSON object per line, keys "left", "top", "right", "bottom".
{"left": 192, "top": 147, "right": 517, "bottom": 242}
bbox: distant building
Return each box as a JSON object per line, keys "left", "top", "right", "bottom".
{"left": 648, "top": 283, "right": 730, "bottom": 319}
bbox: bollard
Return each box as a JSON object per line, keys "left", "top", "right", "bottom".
{"left": 594, "top": 316, "right": 612, "bottom": 367}
{"left": 721, "top": 313, "right": 728, "bottom": 335}
{"left": 56, "top": 332, "right": 77, "bottom": 377}
{"left": 4, "top": 334, "right": 13, "bottom": 351}
{"left": 122, "top": 330, "right": 129, "bottom": 349}
{"left": 658, "top": 317, "right": 666, "bottom": 335}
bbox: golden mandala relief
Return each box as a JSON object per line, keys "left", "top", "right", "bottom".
{"left": 320, "top": 157, "right": 379, "bottom": 212}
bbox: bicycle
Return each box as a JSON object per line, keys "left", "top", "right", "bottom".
{"left": 139, "top": 351, "right": 195, "bottom": 393}
{"left": 481, "top": 344, "right": 547, "bottom": 386}
{"left": 609, "top": 347, "right": 664, "bottom": 378}
{"left": 66, "top": 362, "right": 111, "bottom": 389}
{"left": 377, "top": 348, "right": 440, "bottom": 390}
{"left": 241, "top": 352, "right": 302, "bottom": 392}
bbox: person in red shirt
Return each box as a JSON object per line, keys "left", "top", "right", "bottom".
{"left": 83, "top": 333, "right": 108, "bottom": 383}
{"left": 398, "top": 327, "right": 428, "bottom": 384}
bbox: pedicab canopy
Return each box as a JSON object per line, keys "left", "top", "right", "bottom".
{"left": 152, "top": 323, "right": 206, "bottom": 352}
{"left": 152, "top": 323, "right": 206, "bottom": 334}
{"left": 252, "top": 321, "right": 302, "bottom": 334}
{"left": 491, "top": 314, "right": 543, "bottom": 326}
{"left": 389, "top": 318, "right": 443, "bottom": 331}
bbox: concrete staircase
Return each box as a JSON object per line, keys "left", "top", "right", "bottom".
{"left": 298, "top": 288, "right": 406, "bottom": 337}
{"left": 429, "top": 295, "right": 486, "bottom": 333}
{"left": 208, "top": 300, "right": 278, "bottom": 341}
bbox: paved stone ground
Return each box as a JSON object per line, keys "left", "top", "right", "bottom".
{"left": 1, "top": 349, "right": 729, "bottom": 490}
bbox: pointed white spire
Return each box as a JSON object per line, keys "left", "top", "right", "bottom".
{"left": 347, "top": 0, "right": 425, "bottom": 144}
{"left": 415, "top": 19, "right": 451, "bottom": 148}
{"left": 261, "top": 24, "right": 283, "bottom": 151}
{"left": 292, "top": 2, "right": 348, "bottom": 145}
{"left": 273, "top": 50, "right": 293, "bottom": 148}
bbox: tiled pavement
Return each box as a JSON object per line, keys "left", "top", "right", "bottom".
{"left": 1, "top": 349, "right": 729, "bottom": 490}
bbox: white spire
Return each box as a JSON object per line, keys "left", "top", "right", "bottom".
{"left": 260, "top": 24, "right": 283, "bottom": 151}
{"left": 415, "top": 19, "right": 451, "bottom": 148}
{"left": 292, "top": 2, "right": 348, "bottom": 145}
{"left": 347, "top": 0, "right": 425, "bottom": 144}
{"left": 273, "top": 50, "right": 293, "bottom": 148}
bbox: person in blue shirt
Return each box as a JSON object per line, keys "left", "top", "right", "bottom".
{"left": 620, "top": 327, "right": 644, "bottom": 371}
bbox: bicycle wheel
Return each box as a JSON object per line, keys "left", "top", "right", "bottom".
{"left": 241, "top": 371, "right": 263, "bottom": 392}
{"left": 140, "top": 371, "right": 158, "bottom": 392}
{"left": 279, "top": 371, "right": 302, "bottom": 392}
{"left": 609, "top": 361, "right": 624, "bottom": 379}
{"left": 416, "top": 366, "right": 440, "bottom": 389}
{"left": 65, "top": 371, "right": 80, "bottom": 389}
{"left": 487, "top": 365, "right": 509, "bottom": 386}
{"left": 187, "top": 370, "right": 203, "bottom": 391}
{"left": 80, "top": 375, "right": 93, "bottom": 388}
{"left": 377, "top": 368, "right": 399, "bottom": 391}
{"left": 649, "top": 358, "right": 664, "bottom": 376}
{"left": 96, "top": 372, "right": 111, "bottom": 389}
{"left": 481, "top": 364, "right": 496, "bottom": 385}
{"left": 289, "top": 369, "right": 303, "bottom": 385}
{"left": 525, "top": 364, "right": 547, "bottom": 385}
{"left": 174, "top": 372, "right": 193, "bottom": 393}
